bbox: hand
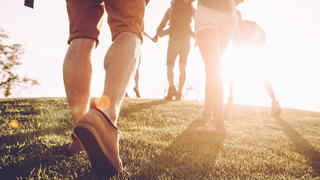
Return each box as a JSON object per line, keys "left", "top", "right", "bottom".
{"left": 152, "top": 36, "right": 158, "bottom": 43}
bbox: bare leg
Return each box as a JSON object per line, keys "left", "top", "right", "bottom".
{"left": 133, "top": 61, "right": 141, "bottom": 98}
{"left": 167, "top": 65, "right": 175, "bottom": 87}
{"left": 178, "top": 63, "right": 186, "bottom": 97}
{"left": 177, "top": 42, "right": 190, "bottom": 98}
{"left": 134, "top": 66, "right": 140, "bottom": 90}
{"left": 63, "top": 38, "right": 95, "bottom": 125}
{"left": 100, "top": 32, "right": 141, "bottom": 124}
{"left": 197, "top": 28, "right": 224, "bottom": 127}
{"left": 164, "top": 65, "right": 178, "bottom": 100}
{"left": 261, "top": 78, "right": 281, "bottom": 116}
{"left": 228, "top": 79, "right": 235, "bottom": 104}
{"left": 261, "top": 78, "right": 276, "bottom": 101}
{"left": 165, "top": 39, "right": 178, "bottom": 99}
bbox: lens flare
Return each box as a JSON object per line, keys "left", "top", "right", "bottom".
{"left": 71, "top": 106, "right": 81, "bottom": 114}
{"left": 97, "top": 95, "right": 111, "bottom": 110}
{"left": 10, "top": 120, "right": 19, "bottom": 129}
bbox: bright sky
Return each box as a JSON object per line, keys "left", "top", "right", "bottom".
{"left": 1, "top": 0, "right": 320, "bottom": 112}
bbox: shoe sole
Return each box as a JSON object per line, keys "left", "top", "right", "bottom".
{"left": 74, "top": 125, "right": 119, "bottom": 175}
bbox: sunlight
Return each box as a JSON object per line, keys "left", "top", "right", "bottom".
{"left": 10, "top": 120, "right": 20, "bottom": 129}
{"left": 222, "top": 45, "right": 273, "bottom": 105}
{"left": 223, "top": 46, "right": 269, "bottom": 83}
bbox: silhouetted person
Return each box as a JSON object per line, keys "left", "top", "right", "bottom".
{"left": 226, "top": 10, "right": 281, "bottom": 117}
{"left": 189, "top": 0, "right": 243, "bottom": 135}
{"left": 63, "top": 0, "right": 147, "bottom": 176}
{"left": 152, "top": 0, "right": 195, "bottom": 100}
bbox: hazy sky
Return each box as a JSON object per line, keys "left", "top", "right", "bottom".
{"left": 1, "top": 0, "right": 320, "bottom": 112}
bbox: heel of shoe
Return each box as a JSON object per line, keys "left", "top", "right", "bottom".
{"left": 74, "top": 126, "right": 118, "bottom": 175}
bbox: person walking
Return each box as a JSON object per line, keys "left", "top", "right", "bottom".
{"left": 63, "top": 0, "right": 146, "bottom": 175}
{"left": 153, "top": 0, "right": 195, "bottom": 100}
{"left": 191, "top": 0, "right": 243, "bottom": 135}
{"left": 226, "top": 10, "right": 281, "bottom": 117}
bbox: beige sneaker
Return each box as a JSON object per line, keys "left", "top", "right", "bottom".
{"left": 74, "top": 108, "right": 123, "bottom": 175}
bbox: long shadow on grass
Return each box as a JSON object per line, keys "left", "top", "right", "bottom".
{"left": 131, "top": 120, "right": 225, "bottom": 179}
{"left": 0, "top": 143, "right": 70, "bottom": 179}
{"left": 275, "top": 116, "right": 320, "bottom": 175}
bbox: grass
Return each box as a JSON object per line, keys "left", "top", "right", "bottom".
{"left": 0, "top": 98, "right": 319, "bottom": 179}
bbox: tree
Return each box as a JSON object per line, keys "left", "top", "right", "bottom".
{"left": 0, "top": 28, "right": 38, "bottom": 97}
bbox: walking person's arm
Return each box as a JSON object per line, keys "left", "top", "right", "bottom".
{"left": 152, "top": 8, "right": 171, "bottom": 42}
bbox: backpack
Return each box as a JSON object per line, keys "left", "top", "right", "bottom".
{"left": 234, "top": 20, "right": 266, "bottom": 48}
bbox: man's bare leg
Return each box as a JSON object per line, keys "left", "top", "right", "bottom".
{"left": 197, "top": 28, "right": 225, "bottom": 131}
{"left": 99, "top": 32, "right": 141, "bottom": 124}
{"left": 167, "top": 65, "right": 175, "bottom": 87}
{"left": 134, "top": 67, "right": 140, "bottom": 90}
{"left": 261, "top": 78, "right": 281, "bottom": 116}
{"left": 261, "top": 78, "right": 276, "bottom": 101}
{"left": 165, "top": 65, "right": 178, "bottom": 100}
{"left": 177, "top": 63, "right": 186, "bottom": 99}
{"left": 63, "top": 38, "right": 95, "bottom": 125}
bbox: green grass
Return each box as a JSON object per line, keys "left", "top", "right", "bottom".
{"left": 0, "top": 98, "right": 319, "bottom": 179}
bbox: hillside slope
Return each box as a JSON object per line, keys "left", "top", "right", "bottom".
{"left": 0, "top": 98, "right": 319, "bottom": 179}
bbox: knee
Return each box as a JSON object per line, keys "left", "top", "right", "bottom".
{"left": 167, "top": 65, "right": 174, "bottom": 73}
{"left": 114, "top": 32, "right": 141, "bottom": 47}
{"left": 69, "top": 38, "right": 96, "bottom": 52}
{"left": 179, "top": 64, "right": 186, "bottom": 72}
{"left": 67, "top": 38, "right": 96, "bottom": 59}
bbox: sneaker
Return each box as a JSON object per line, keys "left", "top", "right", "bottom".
{"left": 74, "top": 108, "right": 123, "bottom": 175}
{"left": 165, "top": 86, "right": 177, "bottom": 100}
{"left": 133, "top": 87, "right": 141, "bottom": 98}
{"left": 271, "top": 101, "right": 281, "bottom": 117}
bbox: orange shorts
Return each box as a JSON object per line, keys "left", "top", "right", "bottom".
{"left": 66, "top": 0, "right": 145, "bottom": 44}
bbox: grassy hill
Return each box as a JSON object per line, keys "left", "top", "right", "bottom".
{"left": 0, "top": 98, "right": 319, "bottom": 179}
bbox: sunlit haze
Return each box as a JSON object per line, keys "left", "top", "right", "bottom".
{"left": 1, "top": 0, "right": 320, "bottom": 112}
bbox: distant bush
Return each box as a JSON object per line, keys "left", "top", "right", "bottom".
{"left": 0, "top": 28, "right": 38, "bottom": 97}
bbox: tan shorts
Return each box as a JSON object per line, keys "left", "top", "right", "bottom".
{"left": 167, "top": 37, "right": 191, "bottom": 66}
{"left": 66, "top": 0, "right": 145, "bottom": 44}
{"left": 195, "top": 4, "right": 237, "bottom": 45}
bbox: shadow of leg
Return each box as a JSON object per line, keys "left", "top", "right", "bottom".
{"left": 0, "top": 144, "right": 70, "bottom": 179}
{"left": 130, "top": 120, "right": 225, "bottom": 179}
{"left": 274, "top": 116, "right": 320, "bottom": 175}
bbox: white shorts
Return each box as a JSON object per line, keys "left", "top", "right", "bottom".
{"left": 195, "top": 4, "right": 238, "bottom": 44}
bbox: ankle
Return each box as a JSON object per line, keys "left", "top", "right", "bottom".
{"left": 72, "top": 110, "right": 88, "bottom": 126}
{"left": 99, "top": 107, "right": 118, "bottom": 125}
